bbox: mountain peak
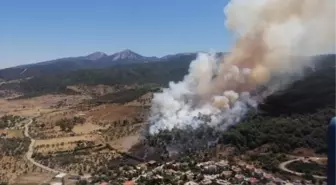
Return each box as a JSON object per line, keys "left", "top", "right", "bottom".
{"left": 110, "top": 49, "right": 143, "bottom": 61}
{"left": 120, "top": 49, "right": 134, "bottom": 53}
{"left": 85, "top": 51, "right": 107, "bottom": 60}
{"left": 116, "top": 49, "right": 139, "bottom": 56}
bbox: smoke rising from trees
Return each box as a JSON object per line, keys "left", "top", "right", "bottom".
{"left": 148, "top": 0, "right": 335, "bottom": 134}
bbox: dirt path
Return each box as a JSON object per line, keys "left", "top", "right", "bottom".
{"left": 24, "top": 118, "right": 64, "bottom": 174}
{"left": 278, "top": 156, "right": 327, "bottom": 179}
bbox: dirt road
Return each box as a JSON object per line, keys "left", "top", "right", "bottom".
{"left": 24, "top": 118, "right": 64, "bottom": 174}
{"left": 278, "top": 156, "right": 327, "bottom": 179}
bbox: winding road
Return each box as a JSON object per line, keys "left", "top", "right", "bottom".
{"left": 23, "top": 117, "right": 328, "bottom": 181}
{"left": 24, "top": 115, "right": 327, "bottom": 182}
{"left": 24, "top": 118, "right": 63, "bottom": 174}
{"left": 278, "top": 156, "right": 327, "bottom": 179}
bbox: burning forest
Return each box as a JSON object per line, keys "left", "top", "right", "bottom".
{"left": 139, "top": 0, "right": 336, "bottom": 156}
{"left": 147, "top": 0, "right": 335, "bottom": 133}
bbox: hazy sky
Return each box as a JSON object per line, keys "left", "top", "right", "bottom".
{"left": 0, "top": 0, "right": 234, "bottom": 69}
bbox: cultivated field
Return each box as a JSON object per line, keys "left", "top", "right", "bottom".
{"left": 0, "top": 94, "right": 91, "bottom": 117}
{"left": 0, "top": 84, "right": 154, "bottom": 184}
{"left": 0, "top": 156, "right": 52, "bottom": 184}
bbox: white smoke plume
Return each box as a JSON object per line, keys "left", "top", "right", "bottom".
{"left": 148, "top": 0, "right": 335, "bottom": 135}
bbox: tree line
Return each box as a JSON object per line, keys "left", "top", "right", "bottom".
{"left": 55, "top": 117, "right": 86, "bottom": 132}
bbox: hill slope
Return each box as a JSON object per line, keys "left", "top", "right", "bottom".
{"left": 0, "top": 53, "right": 197, "bottom": 98}
{"left": 0, "top": 50, "right": 196, "bottom": 81}
{"left": 146, "top": 54, "right": 335, "bottom": 156}
{"left": 223, "top": 54, "right": 335, "bottom": 154}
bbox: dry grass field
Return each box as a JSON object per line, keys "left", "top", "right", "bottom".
{"left": 0, "top": 156, "right": 52, "bottom": 184}
{"left": 34, "top": 135, "right": 102, "bottom": 154}
{"left": 27, "top": 103, "right": 149, "bottom": 177}
{"left": 0, "top": 129, "right": 24, "bottom": 138}
{"left": 0, "top": 84, "right": 155, "bottom": 184}
{"left": 87, "top": 104, "right": 144, "bottom": 122}
{"left": 0, "top": 94, "right": 91, "bottom": 117}
{"left": 109, "top": 134, "right": 140, "bottom": 152}
{"left": 71, "top": 122, "right": 104, "bottom": 134}
{"left": 12, "top": 172, "right": 55, "bottom": 185}
{"left": 35, "top": 150, "right": 121, "bottom": 175}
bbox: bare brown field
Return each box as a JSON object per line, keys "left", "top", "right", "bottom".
{"left": 33, "top": 149, "right": 121, "bottom": 176}
{"left": 35, "top": 142, "right": 74, "bottom": 154}
{"left": 87, "top": 104, "right": 144, "bottom": 123}
{"left": 109, "top": 134, "right": 140, "bottom": 152}
{"left": 0, "top": 156, "right": 50, "bottom": 184}
{"left": 0, "top": 129, "right": 24, "bottom": 138}
{"left": 36, "top": 109, "right": 78, "bottom": 122}
{"left": 72, "top": 122, "right": 104, "bottom": 134}
{"left": 33, "top": 135, "right": 104, "bottom": 156}
{"left": 12, "top": 172, "right": 55, "bottom": 185}
{"left": 0, "top": 94, "right": 90, "bottom": 117}
{"left": 0, "top": 87, "right": 154, "bottom": 182}
{"left": 31, "top": 112, "right": 106, "bottom": 141}
{"left": 34, "top": 134, "right": 100, "bottom": 146}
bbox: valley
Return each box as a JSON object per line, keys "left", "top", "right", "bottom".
{"left": 0, "top": 76, "right": 158, "bottom": 184}
{"left": 0, "top": 53, "right": 334, "bottom": 185}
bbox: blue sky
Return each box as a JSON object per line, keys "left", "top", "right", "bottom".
{"left": 0, "top": 0, "right": 234, "bottom": 68}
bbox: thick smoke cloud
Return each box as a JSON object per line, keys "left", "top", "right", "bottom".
{"left": 148, "top": 0, "right": 335, "bottom": 135}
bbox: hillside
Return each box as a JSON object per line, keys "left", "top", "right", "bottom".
{"left": 147, "top": 54, "right": 335, "bottom": 156}
{"left": 1, "top": 54, "right": 334, "bottom": 102}
{"left": 223, "top": 54, "right": 335, "bottom": 154}
{"left": 2, "top": 52, "right": 332, "bottom": 155}
{"left": 0, "top": 54, "right": 333, "bottom": 184}
{"left": 245, "top": 55, "right": 334, "bottom": 154}
{"left": 0, "top": 54, "right": 196, "bottom": 98}
{"left": 0, "top": 50, "right": 197, "bottom": 81}
{"left": 260, "top": 54, "right": 335, "bottom": 115}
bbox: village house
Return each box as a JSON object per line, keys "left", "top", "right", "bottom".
{"left": 221, "top": 170, "right": 233, "bottom": 178}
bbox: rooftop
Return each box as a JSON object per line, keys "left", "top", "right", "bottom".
{"left": 50, "top": 183, "right": 63, "bottom": 185}
{"left": 55, "top": 172, "right": 67, "bottom": 178}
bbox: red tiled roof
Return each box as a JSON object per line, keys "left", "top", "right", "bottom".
{"left": 123, "top": 181, "right": 135, "bottom": 185}
{"left": 249, "top": 177, "right": 258, "bottom": 183}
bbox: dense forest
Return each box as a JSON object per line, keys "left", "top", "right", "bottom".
{"left": 223, "top": 61, "right": 336, "bottom": 153}
{"left": 221, "top": 54, "right": 335, "bottom": 154}
{"left": 221, "top": 107, "right": 334, "bottom": 153}
{"left": 147, "top": 54, "right": 335, "bottom": 155}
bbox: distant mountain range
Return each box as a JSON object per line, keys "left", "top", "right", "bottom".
{"left": 0, "top": 49, "right": 205, "bottom": 80}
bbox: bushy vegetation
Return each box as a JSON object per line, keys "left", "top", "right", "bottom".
{"left": 93, "top": 87, "right": 159, "bottom": 104}
{"left": 248, "top": 153, "right": 289, "bottom": 172}
{"left": 146, "top": 106, "right": 334, "bottom": 158}
{"left": 222, "top": 55, "right": 335, "bottom": 154}
{"left": 0, "top": 137, "right": 30, "bottom": 156}
{"left": 55, "top": 117, "right": 86, "bottom": 132}
{"left": 221, "top": 107, "right": 333, "bottom": 154}
{"left": 287, "top": 160, "right": 326, "bottom": 176}
{"left": 0, "top": 115, "right": 24, "bottom": 129}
